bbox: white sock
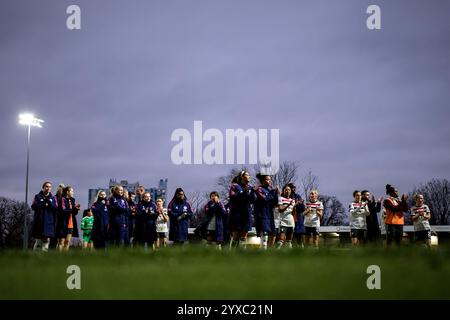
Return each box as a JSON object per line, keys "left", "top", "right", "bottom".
{"left": 33, "top": 239, "right": 42, "bottom": 251}
{"left": 216, "top": 244, "right": 222, "bottom": 250}
{"left": 239, "top": 238, "right": 247, "bottom": 249}
{"left": 260, "top": 235, "right": 268, "bottom": 250}
{"left": 277, "top": 240, "right": 284, "bottom": 249}
{"left": 42, "top": 241, "right": 50, "bottom": 252}
{"left": 286, "top": 240, "right": 293, "bottom": 248}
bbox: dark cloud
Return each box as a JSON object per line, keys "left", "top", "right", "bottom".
{"left": 1, "top": 0, "right": 449, "bottom": 209}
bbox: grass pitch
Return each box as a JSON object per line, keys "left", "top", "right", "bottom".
{"left": 1, "top": 246, "right": 449, "bottom": 299}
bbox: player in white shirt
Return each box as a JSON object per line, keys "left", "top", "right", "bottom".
{"left": 303, "top": 190, "right": 324, "bottom": 248}
{"left": 155, "top": 198, "right": 169, "bottom": 248}
{"left": 410, "top": 194, "right": 432, "bottom": 247}
{"left": 348, "top": 190, "right": 370, "bottom": 246}
{"left": 275, "top": 185, "right": 296, "bottom": 249}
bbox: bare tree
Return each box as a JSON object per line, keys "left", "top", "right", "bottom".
{"left": 320, "top": 194, "right": 347, "bottom": 226}
{"left": 186, "top": 191, "right": 210, "bottom": 227}
{"left": 254, "top": 161, "right": 300, "bottom": 189}
{"left": 408, "top": 179, "right": 450, "bottom": 225}
{"left": 0, "top": 197, "right": 33, "bottom": 248}
{"left": 300, "top": 169, "right": 319, "bottom": 201}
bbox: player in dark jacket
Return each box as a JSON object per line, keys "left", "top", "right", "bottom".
{"left": 125, "top": 191, "right": 137, "bottom": 246}
{"left": 167, "top": 188, "right": 193, "bottom": 244}
{"left": 254, "top": 173, "right": 279, "bottom": 249}
{"left": 288, "top": 183, "right": 306, "bottom": 248}
{"left": 91, "top": 190, "right": 110, "bottom": 249}
{"left": 31, "top": 181, "right": 58, "bottom": 251}
{"left": 135, "top": 192, "right": 158, "bottom": 249}
{"left": 361, "top": 190, "right": 382, "bottom": 245}
{"left": 197, "top": 191, "right": 227, "bottom": 250}
{"left": 108, "top": 185, "right": 130, "bottom": 246}
{"left": 228, "top": 171, "right": 256, "bottom": 249}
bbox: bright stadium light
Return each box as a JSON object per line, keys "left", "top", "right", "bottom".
{"left": 19, "top": 113, "right": 44, "bottom": 128}
{"left": 18, "top": 113, "right": 44, "bottom": 250}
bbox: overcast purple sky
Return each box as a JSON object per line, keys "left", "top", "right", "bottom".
{"left": 1, "top": 0, "right": 449, "bottom": 209}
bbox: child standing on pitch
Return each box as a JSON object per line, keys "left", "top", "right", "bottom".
{"left": 155, "top": 198, "right": 169, "bottom": 248}
{"left": 80, "top": 209, "right": 94, "bottom": 251}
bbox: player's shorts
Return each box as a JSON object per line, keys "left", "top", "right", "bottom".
{"left": 275, "top": 227, "right": 280, "bottom": 236}
{"left": 279, "top": 226, "right": 294, "bottom": 236}
{"left": 83, "top": 233, "right": 93, "bottom": 244}
{"left": 386, "top": 224, "right": 403, "bottom": 244}
{"left": 350, "top": 229, "right": 366, "bottom": 240}
{"left": 414, "top": 230, "right": 431, "bottom": 241}
{"left": 158, "top": 232, "right": 167, "bottom": 238}
{"left": 304, "top": 226, "right": 320, "bottom": 236}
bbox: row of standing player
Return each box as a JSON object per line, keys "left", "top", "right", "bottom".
{"left": 225, "top": 170, "right": 322, "bottom": 249}
{"left": 349, "top": 185, "right": 433, "bottom": 247}
{"left": 225, "top": 172, "right": 433, "bottom": 249}
{"left": 30, "top": 182, "right": 193, "bottom": 251}
{"left": 29, "top": 177, "right": 433, "bottom": 251}
{"left": 30, "top": 176, "right": 310, "bottom": 251}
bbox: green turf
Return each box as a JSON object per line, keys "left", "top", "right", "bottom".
{"left": 1, "top": 246, "right": 450, "bottom": 299}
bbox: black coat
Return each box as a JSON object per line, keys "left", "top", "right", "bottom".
{"left": 91, "top": 201, "right": 110, "bottom": 243}
{"left": 135, "top": 200, "right": 158, "bottom": 243}
{"left": 366, "top": 200, "right": 381, "bottom": 241}
{"left": 31, "top": 191, "right": 58, "bottom": 238}
{"left": 195, "top": 201, "right": 227, "bottom": 242}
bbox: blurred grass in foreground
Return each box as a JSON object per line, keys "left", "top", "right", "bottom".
{"left": 1, "top": 246, "right": 449, "bottom": 299}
